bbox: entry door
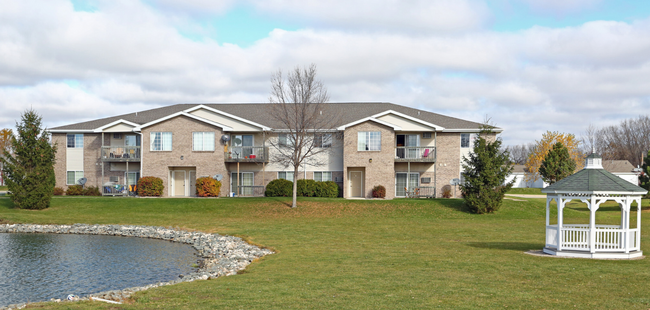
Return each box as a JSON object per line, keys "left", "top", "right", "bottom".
{"left": 173, "top": 171, "right": 186, "bottom": 196}
{"left": 349, "top": 171, "right": 363, "bottom": 198}
{"left": 189, "top": 171, "right": 196, "bottom": 196}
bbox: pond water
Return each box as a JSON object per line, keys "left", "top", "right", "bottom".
{"left": 0, "top": 233, "right": 198, "bottom": 307}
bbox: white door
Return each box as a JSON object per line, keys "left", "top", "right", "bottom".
{"left": 173, "top": 171, "right": 186, "bottom": 196}
{"left": 349, "top": 171, "right": 363, "bottom": 198}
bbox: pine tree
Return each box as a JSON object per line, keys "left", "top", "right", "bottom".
{"left": 539, "top": 142, "right": 576, "bottom": 184}
{"left": 0, "top": 110, "right": 57, "bottom": 209}
{"left": 460, "top": 127, "right": 514, "bottom": 214}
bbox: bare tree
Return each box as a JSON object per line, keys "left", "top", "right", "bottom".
{"left": 267, "top": 64, "right": 336, "bottom": 208}
{"left": 582, "top": 116, "right": 650, "bottom": 167}
{"left": 505, "top": 143, "right": 535, "bottom": 165}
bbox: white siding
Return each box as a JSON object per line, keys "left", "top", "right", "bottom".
{"left": 376, "top": 114, "right": 435, "bottom": 131}
{"left": 190, "top": 109, "right": 261, "bottom": 132}
{"left": 104, "top": 123, "right": 135, "bottom": 132}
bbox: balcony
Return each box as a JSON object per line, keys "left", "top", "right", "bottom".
{"left": 225, "top": 146, "right": 269, "bottom": 163}
{"left": 101, "top": 146, "right": 141, "bottom": 162}
{"left": 395, "top": 146, "right": 436, "bottom": 162}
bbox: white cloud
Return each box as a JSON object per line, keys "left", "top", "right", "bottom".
{"left": 523, "top": 0, "right": 603, "bottom": 15}
{"left": 0, "top": 0, "right": 649, "bottom": 146}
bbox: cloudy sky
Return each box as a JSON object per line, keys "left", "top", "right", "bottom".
{"left": 1, "top": 0, "right": 649, "bottom": 145}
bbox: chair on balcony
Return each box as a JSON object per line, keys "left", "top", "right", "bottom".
{"left": 422, "top": 148, "right": 430, "bottom": 158}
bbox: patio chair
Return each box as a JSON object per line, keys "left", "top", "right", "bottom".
{"left": 423, "top": 148, "right": 430, "bottom": 158}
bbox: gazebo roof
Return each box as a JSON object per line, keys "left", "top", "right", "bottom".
{"left": 542, "top": 153, "right": 648, "bottom": 195}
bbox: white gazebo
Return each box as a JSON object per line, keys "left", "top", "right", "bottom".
{"left": 542, "top": 153, "right": 648, "bottom": 259}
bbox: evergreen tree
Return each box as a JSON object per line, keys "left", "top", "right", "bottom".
{"left": 0, "top": 110, "right": 57, "bottom": 210}
{"left": 460, "top": 127, "right": 514, "bottom": 214}
{"left": 539, "top": 142, "right": 576, "bottom": 184}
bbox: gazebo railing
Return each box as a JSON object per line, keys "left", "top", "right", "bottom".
{"left": 546, "top": 224, "right": 640, "bottom": 252}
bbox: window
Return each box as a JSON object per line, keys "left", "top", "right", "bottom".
{"left": 125, "top": 135, "right": 140, "bottom": 147}
{"left": 278, "top": 171, "right": 294, "bottom": 182}
{"left": 461, "top": 133, "right": 470, "bottom": 148}
{"left": 422, "top": 132, "right": 432, "bottom": 139}
{"left": 314, "top": 171, "right": 332, "bottom": 182}
{"left": 113, "top": 133, "right": 122, "bottom": 139}
{"left": 66, "top": 134, "right": 83, "bottom": 148}
{"left": 66, "top": 171, "right": 84, "bottom": 185}
{"left": 127, "top": 172, "right": 140, "bottom": 186}
{"left": 315, "top": 134, "right": 332, "bottom": 148}
{"left": 358, "top": 131, "right": 381, "bottom": 151}
{"left": 395, "top": 173, "right": 419, "bottom": 197}
{"left": 231, "top": 172, "right": 254, "bottom": 196}
{"left": 193, "top": 132, "right": 215, "bottom": 151}
{"left": 279, "top": 133, "right": 295, "bottom": 148}
{"left": 150, "top": 132, "right": 172, "bottom": 151}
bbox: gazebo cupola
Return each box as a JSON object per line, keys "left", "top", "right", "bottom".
{"left": 541, "top": 152, "right": 648, "bottom": 259}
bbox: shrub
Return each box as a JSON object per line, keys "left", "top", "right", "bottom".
{"left": 53, "top": 187, "right": 64, "bottom": 196}
{"left": 138, "top": 176, "right": 164, "bottom": 197}
{"left": 82, "top": 186, "right": 101, "bottom": 196}
{"left": 297, "top": 179, "right": 317, "bottom": 197}
{"left": 65, "top": 185, "right": 84, "bottom": 196}
{"left": 196, "top": 177, "right": 221, "bottom": 197}
{"left": 441, "top": 185, "right": 452, "bottom": 198}
{"left": 372, "top": 185, "right": 386, "bottom": 198}
{"left": 315, "top": 181, "right": 339, "bottom": 198}
{"left": 265, "top": 179, "right": 293, "bottom": 197}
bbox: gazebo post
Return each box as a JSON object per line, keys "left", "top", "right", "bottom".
{"left": 624, "top": 196, "right": 631, "bottom": 253}
{"left": 557, "top": 196, "right": 563, "bottom": 251}
{"left": 590, "top": 196, "right": 596, "bottom": 254}
{"left": 545, "top": 198, "right": 550, "bottom": 227}
{"left": 638, "top": 197, "right": 642, "bottom": 250}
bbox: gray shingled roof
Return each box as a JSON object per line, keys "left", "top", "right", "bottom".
{"left": 542, "top": 168, "right": 647, "bottom": 194}
{"left": 50, "top": 102, "right": 488, "bottom": 131}
{"left": 602, "top": 160, "right": 635, "bottom": 173}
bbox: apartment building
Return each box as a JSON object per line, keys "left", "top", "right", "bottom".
{"left": 49, "top": 102, "right": 497, "bottom": 198}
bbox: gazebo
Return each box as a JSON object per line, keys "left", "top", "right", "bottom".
{"left": 542, "top": 153, "right": 648, "bottom": 259}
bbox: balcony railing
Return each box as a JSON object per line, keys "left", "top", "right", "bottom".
{"left": 395, "top": 146, "right": 436, "bottom": 162}
{"left": 102, "top": 184, "right": 137, "bottom": 196}
{"left": 225, "top": 147, "right": 269, "bottom": 163}
{"left": 232, "top": 186, "right": 265, "bottom": 197}
{"left": 101, "top": 146, "right": 141, "bottom": 162}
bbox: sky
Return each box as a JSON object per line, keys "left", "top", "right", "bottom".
{"left": 1, "top": 0, "right": 649, "bottom": 146}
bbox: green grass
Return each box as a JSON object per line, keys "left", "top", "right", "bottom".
{"left": 2, "top": 196, "right": 650, "bottom": 309}
{"left": 507, "top": 187, "right": 543, "bottom": 195}
{"left": 0, "top": 186, "right": 7, "bottom": 191}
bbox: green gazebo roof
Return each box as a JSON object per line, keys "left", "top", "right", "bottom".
{"left": 542, "top": 154, "right": 647, "bottom": 195}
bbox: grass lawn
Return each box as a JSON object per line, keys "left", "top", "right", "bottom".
{"left": 2, "top": 196, "right": 650, "bottom": 309}
{"left": 0, "top": 185, "right": 7, "bottom": 191}
{"left": 507, "top": 187, "right": 543, "bottom": 195}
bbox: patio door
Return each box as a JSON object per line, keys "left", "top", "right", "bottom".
{"left": 231, "top": 172, "right": 254, "bottom": 196}
{"left": 233, "top": 135, "right": 254, "bottom": 159}
{"left": 396, "top": 173, "right": 419, "bottom": 197}
{"left": 396, "top": 134, "right": 419, "bottom": 159}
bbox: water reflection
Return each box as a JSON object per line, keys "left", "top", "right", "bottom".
{"left": 0, "top": 233, "right": 197, "bottom": 306}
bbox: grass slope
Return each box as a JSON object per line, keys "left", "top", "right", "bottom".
{"left": 1, "top": 196, "right": 650, "bottom": 309}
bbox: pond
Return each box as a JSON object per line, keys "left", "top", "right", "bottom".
{"left": 0, "top": 233, "right": 198, "bottom": 307}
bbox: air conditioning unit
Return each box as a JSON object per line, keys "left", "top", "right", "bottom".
{"left": 109, "top": 176, "right": 119, "bottom": 183}
{"left": 113, "top": 133, "right": 122, "bottom": 139}
{"left": 422, "top": 132, "right": 432, "bottom": 139}
{"left": 334, "top": 177, "right": 342, "bottom": 182}
{"left": 421, "top": 177, "right": 431, "bottom": 184}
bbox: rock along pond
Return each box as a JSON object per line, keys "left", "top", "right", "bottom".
{"left": 0, "top": 232, "right": 198, "bottom": 307}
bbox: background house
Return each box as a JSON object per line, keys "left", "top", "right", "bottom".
{"left": 507, "top": 160, "right": 639, "bottom": 188}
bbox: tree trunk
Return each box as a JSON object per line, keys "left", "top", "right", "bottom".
{"left": 292, "top": 165, "right": 299, "bottom": 208}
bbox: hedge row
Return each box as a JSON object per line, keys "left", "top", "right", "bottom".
{"left": 265, "top": 179, "right": 339, "bottom": 198}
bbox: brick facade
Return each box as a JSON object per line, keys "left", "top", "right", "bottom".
{"left": 141, "top": 115, "right": 229, "bottom": 197}
{"left": 435, "top": 132, "right": 462, "bottom": 198}
{"left": 343, "top": 121, "right": 396, "bottom": 199}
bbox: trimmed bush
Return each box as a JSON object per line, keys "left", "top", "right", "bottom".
{"left": 265, "top": 179, "right": 293, "bottom": 197}
{"left": 441, "top": 185, "right": 452, "bottom": 198}
{"left": 82, "top": 186, "right": 101, "bottom": 196}
{"left": 297, "top": 179, "right": 317, "bottom": 197}
{"left": 53, "top": 187, "right": 64, "bottom": 196}
{"left": 318, "top": 181, "right": 339, "bottom": 198}
{"left": 65, "top": 185, "right": 84, "bottom": 196}
{"left": 372, "top": 185, "right": 386, "bottom": 198}
{"left": 138, "top": 176, "right": 164, "bottom": 197}
{"left": 196, "top": 177, "right": 221, "bottom": 197}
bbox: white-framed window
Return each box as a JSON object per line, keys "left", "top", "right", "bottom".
{"left": 231, "top": 172, "right": 254, "bottom": 196}
{"left": 461, "top": 133, "right": 470, "bottom": 148}
{"left": 395, "top": 172, "right": 419, "bottom": 197}
{"left": 279, "top": 133, "right": 296, "bottom": 148}
{"left": 358, "top": 131, "right": 381, "bottom": 151}
{"left": 126, "top": 172, "right": 140, "bottom": 186}
{"left": 313, "top": 171, "right": 332, "bottom": 182}
{"left": 66, "top": 134, "right": 83, "bottom": 148}
{"left": 278, "top": 171, "right": 294, "bottom": 182}
{"left": 193, "top": 132, "right": 215, "bottom": 151}
{"left": 125, "top": 135, "right": 139, "bottom": 147}
{"left": 66, "top": 171, "right": 84, "bottom": 185}
{"left": 150, "top": 132, "right": 172, "bottom": 151}
{"left": 315, "top": 133, "right": 332, "bottom": 148}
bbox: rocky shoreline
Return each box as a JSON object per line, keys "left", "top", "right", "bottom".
{"left": 0, "top": 223, "right": 274, "bottom": 310}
